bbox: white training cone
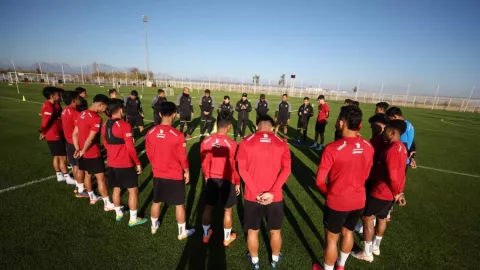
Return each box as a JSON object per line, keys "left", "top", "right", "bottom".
{"left": 22, "top": 95, "right": 26, "bottom": 102}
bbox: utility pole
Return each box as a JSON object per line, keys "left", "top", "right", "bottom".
{"left": 142, "top": 15, "right": 151, "bottom": 86}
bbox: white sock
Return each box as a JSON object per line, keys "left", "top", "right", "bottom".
{"left": 374, "top": 236, "right": 383, "bottom": 249}
{"left": 102, "top": 197, "right": 111, "bottom": 205}
{"left": 114, "top": 206, "right": 123, "bottom": 216}
{"left": 224, "top": 227, "right": 232, "bottom": 240}
{"left": 324, "top": 263, "right": 334, "bottom": 270}
{"left": 202, "top": 224, "right": 211, "bottom": 236}
{"left": 56, "top": 172, "right": 65, "bottom": 181}
{"left": 130, "top": 210, "right": 137, "bottom": 222}
{"left": 77, "top": 183, "right": 84, "bottom": 193}
{"left": 64, "top": 173, "right": 72, "bottom": 179}
{"left": 88, "top": 191, "right": 95, "bottom": 200}
{"left": 337, "top": 251, "right": 350, "bottom": 266}
{"left": 364, "top": 241, "right": 373, "bottom": 256}
{"left": 151, "top": 217, "right": 158, "bottom": 227}
{"left": 178, "top": 223, "right": 186, "bottom": 235}
{"left": 272, "top": 254, "right": 279, "bottom": 262}
{"left": 373, "top": 218, "right": 377, "bottom": 226}
{"left": 251, "top": 256, "right": 259, "bottom": 264}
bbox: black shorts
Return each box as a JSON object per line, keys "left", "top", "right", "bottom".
{"left": 276, "top": 118, "right": 288, "bottom": 126}
{"left": 78, "top": 157, "right": 105, "bottom": 175}
{"left": 153, "top": 178, "right": 185, "bottom": 205}
{"left": 323, "top": 206, "right": 363, "bottom": 234}
{"left": 200, "top": 114, "right": 214, "bottom": 121}
{"left": 363, "top": 196, "right": 394, "bottom": 219}
{"left": 180, "top": 114, "right": 192, "bottom": 122}
{"left": 47, "top": 139, "right": 66, "bottom": 156}
{"left": 297, "top": 120, "right": 309, "bottom": 130}
{"left": 65, "top": 142, "right": 77, "bottom": 167}
{"left": 127, "top": 115, "right": 144, "bottom": 127}
{"left": 244, "top": 200, "right": 284, "bottom": 232}
{"left": 107, "top": 167, "right": 138, "bottom": 189}
{"left": 153, "top": 112, "right": 161, "bottom": 125}
{"left": 315, "top": 122, "right": 327, "bottom": 133}
{"left": 206, "top": 179, "right": 236, "bottom": 208}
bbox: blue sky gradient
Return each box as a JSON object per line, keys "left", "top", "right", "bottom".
{"left": 1, "top": 0, "right": 479, "bottom": 96}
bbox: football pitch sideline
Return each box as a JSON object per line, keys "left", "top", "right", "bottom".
{"left": 0, "top": 83, "right": 479, "bottom": 269}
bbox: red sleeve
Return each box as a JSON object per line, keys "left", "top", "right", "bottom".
{"left": 90, "top": 115, "right": 102, "bottom": 133}
{"left": 236, "top": 142, "right": 259, "bottom": 194}
{"left": 145, "top": 131, "right": 154, "bottom": 163}
{"left": 101, "top": 124, "right": 108, "bottom": 149}
{"left": 325, "top": 104, "right": 330, "bottom": 113}
{"left": 316, "top": 146, "right": 335, "bottom": 194}
{"left": 269, "top": 144, "right": 291, "bottom": 193}
{"left": 177, "top": 134, "right": 189, "bottom": 170}
{"left": 40, "top": 104, "right": 53, "bottom": 134}
{"left": 200, "top": 141, "right": 210, "bottom": 178}
{"left": 231, "top": 143, "right": 240, "bottom": 185}
{"left": 386, "top": 146, "right": 404, "bottom": 196}
{"left": 123, "top": 123, "right": 140, "bottom": 166}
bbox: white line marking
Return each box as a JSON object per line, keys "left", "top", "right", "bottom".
{"left": 416, "top": 165, "right": 480, "bottom": 178}
{"left": 0, "top": 175, "right": 56, "bottom": 194}
{"left": 440, "top": 119, "right": 470, "bottom": 128}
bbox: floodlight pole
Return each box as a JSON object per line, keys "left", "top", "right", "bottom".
{"left": 404, "top": 83, "right": 410, "bottom": 107}
{"left": 80, "top": 65, "right": 85, "bottom": 84}
{"left": 464, "top": 86, "right": 475, "bottom": 112}
{"left": 11, "top": 60, "right": 20, "bottom": 94}
{"left": 142, "top": 15, "right": 151, "bottom": 85}
{"left": 38, "top": 62, "right": 43, "bottom": 79}
{"left": 380, "top": 82, "right": 384, "bottom": 102}
{"left": 61, "top": 63, "right": 66, "bottom": 84}
{"left": 355, "top": 81, "right": 360, "bottom": 100}
{"left": 432, "top": 85, "right": 440, "bottom": 110}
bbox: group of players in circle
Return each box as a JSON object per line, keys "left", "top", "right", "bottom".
{"left": 39, "top": 85, "right": 416, "bottom": 270}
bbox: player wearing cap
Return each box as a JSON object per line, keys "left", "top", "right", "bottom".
{"left": 151, "top": 89, "right": 167, "bottom": 125}
{"left": 109, "top": 89, "right": 118, "bottom": 99}
{"left": 352, "top": 120, "right": 408, "bottom": 263}
{"left": 146, "top": 101, "right": 195, "bottom": 240}
{"left": 199, "top": 89, "right": 215, "bottom": 137}
{"left": 236, "top": 115, "right": 291, "bottom": 269}
{"left": 177, "top": 87, "right": 194, "bottom": 139}
{"left": 218, "top": 96, "right": 234, "bottom": 118}
{"left": 313, "top": 105, "right": 374, "bottom": 270}
{"left": 40, "top": 86, "right": 72, "bottom": 184}
{"left": 75, "top": 87, "right": 88, "bottom": 112}
{"left": 124, "top": 90, "right": 145, "bottom": 134}
{"left": 255, "top": 94, "right": 270, "bottom": 120}
{"left": 102, "top": 98, "right": 148, "bottom": 227}
{"left": 72, "top": 94, "right": 115, "bottom": 210}
{"left": 274, "top": 94, "right": 292, "bottom": 141}
{"left": 296, "top": 97, "right": 314, "bottom": 145}
{"left": 234, "top": 93, "right": 252, "bottom": 140}
{"left": 311, "top": 95, "right": 330, "bottom": 150}
{"left": 61, "top": 91, "right": 83, "bottom": 188}
{"left": 200, "top": 111, "right": 240, "bottom": 246}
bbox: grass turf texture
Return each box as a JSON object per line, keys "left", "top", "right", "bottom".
{"left": 0, "top": 83, "right": 479, "bottom": 269}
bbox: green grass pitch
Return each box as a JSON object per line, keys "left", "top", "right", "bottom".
{"left": 0, "top": 83, "right": 479, "bottom": 269}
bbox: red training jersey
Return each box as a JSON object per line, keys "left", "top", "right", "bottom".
{"left": 145, "top": 124, "right": 189, "bottom": 180}
{"left": 236, "top": 131, "right": 291, "bottom": 203}
{"left": 61, "top": 106, "right": 79, "bottom": 144}
{"left": 317, "top": 103, "right": 330, "bottom": 123}
{"left": 316, "top": 136, "right": 374, "bottom": 211}
{"left": 102, "top": 119, "right": 140, "bottom": 168}
{"left": 40, "top": 101, "right": 63, "bottom": 141}
{"left": 369, "top": 141, "right": 407, "bottom": 201}
{"left": 75, "top": 110, "right": 102, "bottom": 159}
{"left": 200, "top": 134, "right": 240, "bottom": 184}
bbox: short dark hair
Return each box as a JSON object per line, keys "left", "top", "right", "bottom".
{"left": 42, "top": 86, "right": 62, "bottom": 99}
{"left": 63, "top": 90, "right": 79, "bottom": 105}
{"left": 107, "top": 98, "right": 124, "bottom": 115}
{"left": 256, "top": 115, "right": 275, "bottom": 126}
{"left": 130, "top": 90, "right": 139, "bottom": 96}
{"left": 260, "top": 94, "right": 265, "bottom": 99}
{"left": 217, "top": 111, "right": 232, "bottom": 128}
{"left": 158, "top": 101, "right": 177, "bottom": 117}
{"left": 386, "top": 119, "right": 407, "bottom": 134}
{"left": 339, "top": 105, "right": 363, "bottom": 131}
{"left": 368, "top": 113, "right": 388, "bottom": 125}
{"left": 92, "top": 94, "right": 109, "bottom": 104}
{"left": 108, "top": 88, "right": 117, "bottom": 95}
{"left": 344, "top": 98, "right": 353, "bottom": 104}
{"left": 304, "top": 97, "right": 310, "bottom": 101}
{"left": 376, "top": 102, "right": 389, "bottom": 111}
{"left": 224, "top": 95, "right": 230, "bottom": 100}
{"left": 282, "top": 94, "right": 288, "bottom": 97}
{"left": 75, "top": 87, "right": 86, "bottom": 94}
{"left": 205, "top": 89, "right": 210, "bottom": 94}
{"left": 158, "top": 89, "right": 165, "bottom": 94}
{"left": 318, "top": 95, "right": 325, "bottom": 100}
{"left": 385, "top": 106, "right": 403, "bottom": 117}
{"left": 352, "top": 101, "right": 360, "bottom": 107}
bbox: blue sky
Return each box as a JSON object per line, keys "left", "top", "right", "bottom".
{"left": 1, "top": 0, "right": 479, "bottom": 96}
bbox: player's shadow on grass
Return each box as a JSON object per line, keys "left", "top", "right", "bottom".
{"left": 289, "top": 150, "right": 326, "bottom": 206}
{"left": 287, "top": 125, "right": 321, "bottom": 166}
